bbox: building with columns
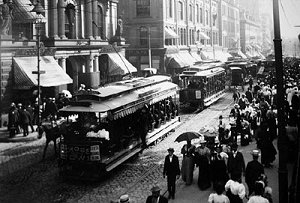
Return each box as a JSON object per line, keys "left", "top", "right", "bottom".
{"left": 118, "top": 0, "right": 231, "bottom": 76}
{"left": 0, "top": 0, "right": 136, "bottom": 121}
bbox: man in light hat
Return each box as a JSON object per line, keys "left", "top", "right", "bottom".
{"left": 146, "top": 186, "right": 168, "bottom": 203}
{"left": 119, "top": 194, "right": 130, "bottom": 203}
{"left": 245, "top": 149, "right": 264, "bottom": 196}
{"left": 163, "top": 148, "right": 180, "bottom": 199}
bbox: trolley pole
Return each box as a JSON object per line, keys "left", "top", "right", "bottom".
{"left": 273, "top": 0, "right": 289, "bottom": 202}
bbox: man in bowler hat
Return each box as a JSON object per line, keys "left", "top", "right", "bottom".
{"left": 227, "top": 143, "right": 245, "bottom": 183}
{"left": 163, "top": 148, "right": 180, "bottom": 199}
{"left": 146, "top": 186, "right": 168, "bottom": 203}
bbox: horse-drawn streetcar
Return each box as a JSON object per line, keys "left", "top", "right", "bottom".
{"left": 57, "top": 75, "right": 180, "bottom": 180}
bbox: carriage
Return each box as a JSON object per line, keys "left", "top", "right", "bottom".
{"left": 57, "top": 75, "right": 180, "bottom": 180}
{"left": 178, "top": 62, "right": 226, "bottom": 110}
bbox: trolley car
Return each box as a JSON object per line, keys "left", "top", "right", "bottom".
{"left": 58, "top": 75, "right": 180, "bottom": 180}
{"left": 179, "top": 62, "right": 226, "bottom": 109}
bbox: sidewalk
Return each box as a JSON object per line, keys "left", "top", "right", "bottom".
{"left": 0, "top": 127, "right": 38, "bottom": 143}
{"left": 168, "top": 140, "right": 286, "bottom": 203}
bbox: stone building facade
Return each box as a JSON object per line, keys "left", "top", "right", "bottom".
{"left": 0, "top": 0, "right": 135, "bottom": 125}
{"left": 119, "top": 0, "right": 232, "bottom": 76}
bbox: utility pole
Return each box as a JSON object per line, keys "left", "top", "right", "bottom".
{"left": 0, "top": 34, "right": 2, "bottom": 128}
{"left": 148, "top": 26, "right": 152, "bottom": 68}
{"left": 210, "top": 0, "right": 215, "bottom": 60}
{"left": 273, "top": 0, "right": 288, "bottom": 202}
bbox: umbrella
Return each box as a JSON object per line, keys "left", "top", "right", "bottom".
{"left": 175, "top": 131, "right": 201, "bottom": 142}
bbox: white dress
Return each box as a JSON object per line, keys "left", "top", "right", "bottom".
{"left": 208, "top": 193, "right": 230, "bottom": 203}
{"left": 247, "top": 195, "right": 269, "bottom": 203}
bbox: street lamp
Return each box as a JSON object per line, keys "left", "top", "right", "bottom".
{"left": 31, "top": 1, "right": 45, "bottom": 132}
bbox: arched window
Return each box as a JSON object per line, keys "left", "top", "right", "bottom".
{"left": 200, "top": 7, "right": 203, "bottom": 23}
{"left": 65, "top": 3, "right": 76, "bottom": 39}
{"left": 140, "top": 26, "right": 148, "bottom": 46}
{"left": 205, "top": 10, "right": 209, "bottom": 25}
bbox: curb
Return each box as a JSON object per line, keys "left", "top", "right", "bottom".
{"left": 0, "top": 132, "right": 38, "bottom": 143}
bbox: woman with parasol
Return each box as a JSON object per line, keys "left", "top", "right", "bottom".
{"left": 175, "top": 132, "right": 199, "bottom": 185}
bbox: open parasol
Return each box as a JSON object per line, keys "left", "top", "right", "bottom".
{"left": 175, "top": 131, "right": 202, "bottom": 142}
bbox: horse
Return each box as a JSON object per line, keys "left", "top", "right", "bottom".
{"left": 37, "top": 118, "right": 66, "bottom": 160}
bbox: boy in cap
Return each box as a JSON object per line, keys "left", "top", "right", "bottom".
{"left": 146, "top": 186, "right": 168, "bottom": 203}
{"left": 245, "top": 150, "right": 264, "bottom": 196}
{"left": 163, "top": 148, "right": 180, "bottom": 199}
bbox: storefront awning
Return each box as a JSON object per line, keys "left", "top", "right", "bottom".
{"left": 199, "top": 32, "right": 210, "bottom": 40}
{"left": 107, "top": 53, "right": 137, "bottom": 76}
{"left": 190, "top": 52, "right": 202, "bottom": 62}
{"left": 13, "top": 56, "right": 73, "bottom": 89}
{"left": 167, "top": 54, "right": 190, "bottom": 69}
{"left": 238, "top": 51, "right": 248, "bottom": 59}
{"left": 13, "top": 0, "right": 47, "bottom": 23}
{"left": 214, "top": 51, "right": 231, "bottom": 62}
{"left": 200, "top": 51, "right": 214, "bottom": 60}
{"left": 179, "top": 52, "right": 197, "bottom": 65}
{"left": 165, "top": 28, "right": 179, "bottom": 39}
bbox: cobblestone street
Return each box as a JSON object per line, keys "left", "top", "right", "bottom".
{"left": 0, "top": 91, "right": 282, "bottom": 203}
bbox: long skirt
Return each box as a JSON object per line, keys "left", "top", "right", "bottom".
{"left": 181, "top": 156, "right": 194, "bottom": 185}
{"left": 197, "top": 155, "right": 211, "bottom": 190}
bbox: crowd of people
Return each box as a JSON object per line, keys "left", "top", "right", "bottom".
{"left": 7, "top": 92, "right": 71, "bottom": 138}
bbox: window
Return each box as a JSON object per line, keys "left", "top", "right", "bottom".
{"left": 140, "top": 26, "right": 148, "bottom": 46}
{"left": 189, "top": 4, "right": 192, "bottom": 21}
{"left": 136, "top": 0, "right": 150, "bottom": 17}
{"left": 205, "top": 10, "right": 208, "bottom": 25}
{"left": 196, "top": 4, "right": 199, "bottom": 23}
{"left": 178, "top": 2, "right": 183, "bottom": 20}
{"left": 169, "top": 0, "right": 173, "bottom": 18}
{"left": 200, "top": 7, "right": 203, "bottom": 23}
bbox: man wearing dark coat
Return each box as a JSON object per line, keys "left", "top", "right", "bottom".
{"left": 245, "top": 150, "right": 264, "bottom": 196}
{"left": 146, "top": 186, "right": 168, "bottom": 203}
{"left": 8, "top": 102, "right": 19, "bottom": 138}
{"left": 20, "top": 108, "right": 31, "bottom": 137}
{"left": 227, "top": 143, "right": 245, "bottom": 183}
{"left": 163, "top": 148, "right": 180, "bottom": 199}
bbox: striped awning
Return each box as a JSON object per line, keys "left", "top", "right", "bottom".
{"left": 13, "top": 0, "right": 46, "bottom": 23}
{"left": 107, "top": 53, "right": 137, "bottom": 76}
{"left": 165, "top": 28, "right": 179, "bottom": 39}
{"left": 13, "top": 56, "right": 73, "bottom": 89}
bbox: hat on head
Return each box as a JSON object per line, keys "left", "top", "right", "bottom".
{"left": 219, "top": 115, "right": 223, "bottom": 119}
{"left": 119, "top": 194, "right": 130, "bottom": 203}
{"left": 151, "top": 186, "right": 161, "bottom": 192}
{"left": 231, "top": 142, "right": 238, "bottom": 149}
{"left": 199, "top": 139, "right": 207, "bottom": 144}
{"left": 167, "top": 148, "right": 174, "bottom": 152}
{"left": 251, "top": 149, "right": 260, "bottom": 157}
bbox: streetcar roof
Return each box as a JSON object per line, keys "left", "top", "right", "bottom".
{"left": 180, "top": 67, "right": 225, "bottom": 77}
{"left": 229, "top": 67, "right": 242, "bottom": 70}
{"left": 60, "top": 76, "right": 178, "bottom": 120}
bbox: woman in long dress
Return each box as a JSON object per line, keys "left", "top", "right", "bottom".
{"left": 181, "top": 140, "right": 196, "bottom": 185}
{"left": 195, "top": 140, "right": 211, "bottom": 190}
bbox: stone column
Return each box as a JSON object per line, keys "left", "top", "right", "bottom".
{"left": 86, "top": 55, "right": 94, "bottom": 73}
{"left": 93, "top": 55, "right": 99, "bottom": 72}
{"left": 58, "top": 0, "right": 67, "bottom": 39}
{"left": 84, "top": 0, "right": 93, "bottom": 39}
{"left": 92, "top": 0, "right": 99, "bottom": 39}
